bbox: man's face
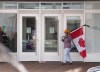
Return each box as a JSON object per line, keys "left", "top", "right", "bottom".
{"left": 65, "top": 32, "right": 68, "bottom": 36}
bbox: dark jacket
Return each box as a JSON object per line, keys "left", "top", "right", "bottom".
{"left": 0, "top": 31, "right": 10, "bottom": 47}
{"left": 0, "top": 31, "right": 6, "bottom": 42}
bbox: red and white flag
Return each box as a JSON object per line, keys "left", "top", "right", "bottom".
{"left": 70, "top": 26, "right": 86, "bottom": 58}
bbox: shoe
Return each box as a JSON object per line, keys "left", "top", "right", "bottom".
{"left": 62, "top": 63, "right": 66, "bottom": 65}
{"left": 68, "top": 63, "right": 73, "bottom": 65}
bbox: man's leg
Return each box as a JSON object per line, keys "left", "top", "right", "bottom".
{"left": 63, "top": 48, "right": 67, "bottom": 64}
{"left": 67, "top": 48, "right": 72, "bottom": 64}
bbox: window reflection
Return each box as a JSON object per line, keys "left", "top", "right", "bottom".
{"left": 4, "top": 2, "right": 17, "bottom": 9}
{"left": 18, "top": 3, "right": 39, "bottom": 9}
{"left": 0, "top": 2, "right": 3, "bottom": 9}
{"left": 41, "top": 3, "right": 61, "bottom": 9}
{"left": 86, "top": 13, "right": 100, "bottom": 53}
{"left": 22, "top": 17, "right": 36, "bottom": 52}
{"left": 85, "top": 2, "right": 100, "bottom": 9}
{"left": 0, "top": 13, "right": 17, "bottom": 52}
{"left": 63, "top": 2, "right": 84, "bottom": 9}
{"left": 45, "top": 17, "right": 58, "bottom": 52}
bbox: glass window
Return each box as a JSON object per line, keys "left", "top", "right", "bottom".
{"left": 85, "top": 13, "right": 100, "bottom": 53}
{"left": 85, "top": 2, "right": 100, "bottom": 9}
{"left": 67, "top": 16, "right": 80, "bottom": 31}
{"left": 0, "top": 2, "right": 3, "bottom": 9}
{"left": 22, "top": 17, "right": 36, "bottom": 52}
{"left": 63, "top": 2, "right": 84, "bottom": 9}
{"left": 45, "top": 16, "right": 58, "bottom": 52}
{"left": 18, "top": 3, "right": 39, "bottom": 9}
{"left": 41, "top": 3, "right": 62, "bottom": 9}
{"left": 4, "top": 2, "right": 17, "bottom": 9}
{"left": 0, "top": 13, "right": 17, "bottom": 52}
{"left": 66, "top": 16, "right": 80, "bottom": 52}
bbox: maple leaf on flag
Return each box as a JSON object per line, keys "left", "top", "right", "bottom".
{"left": 78, "top": 38, "right": 85, "bottom": 47}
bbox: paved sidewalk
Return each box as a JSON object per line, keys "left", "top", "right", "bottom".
{"left": 0, "top": 61, "right": 100, "bottom": 72}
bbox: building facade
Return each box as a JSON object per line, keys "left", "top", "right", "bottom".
{"left": 0, "top": 1, "right": 100, "bottom": 62}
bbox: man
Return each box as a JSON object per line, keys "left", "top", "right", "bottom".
{"left": 62, "top": 29, "right": 73, "bottom": 65}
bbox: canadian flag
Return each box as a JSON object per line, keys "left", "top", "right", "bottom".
{"left": 70, "top": 26, "right": 86, "bottom": 58}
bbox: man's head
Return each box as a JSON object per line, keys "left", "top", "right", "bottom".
{"left": 64, "top": 29, "right": 70, "bottom": 34}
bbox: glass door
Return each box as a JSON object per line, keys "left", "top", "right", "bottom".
{"left": 41, "top": 14, "right": 61, "bottom": 61}
{"left": 64, "top": 14, "right": 84, "bottom": 61}
{"left": 19, "top": 14, "right": 39, "bottom": 61}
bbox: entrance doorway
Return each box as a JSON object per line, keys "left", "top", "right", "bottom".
{"left": 19, "top": 14, "right": 39, "bottom": 61}
{"left": 41, "top": 14, "right": 61, "bottom": 61}
{"left": 18, "top": 13, "right": 84, "bottom": 61}
{"left": 19, "top": 14, "right": 61, "bottom": 61}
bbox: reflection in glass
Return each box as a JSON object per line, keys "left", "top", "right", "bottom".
{"left": 45, "top": 16, "right": 58, "bottom": 52}
{"left": 85, "top": 2, "right": 100, "bottom": 9}
{"left": 22, "top": 17, "right": 36, "bottom": 52}
{"left": 67, "top": 16, "right": 80, "bottom": 52}
{"left": 0, "top": 2, "right": 3, "bottom": 9}
{"left": 18, "top": 3, "right": 39, "bottom": 9}
{"left": 4, "top": 2, "right": 17, "bottom": 9}
{"left": 0, "top": 13, "right": 17, "bottom": 52}
{"left": 63, "top": 2, "right": 84, "bottom": 9}
{"left": 86, "top": 13, "right": 100, "bottom": 53}
{"left": 41, "top": 3, "right": 61, "bottom": 9}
